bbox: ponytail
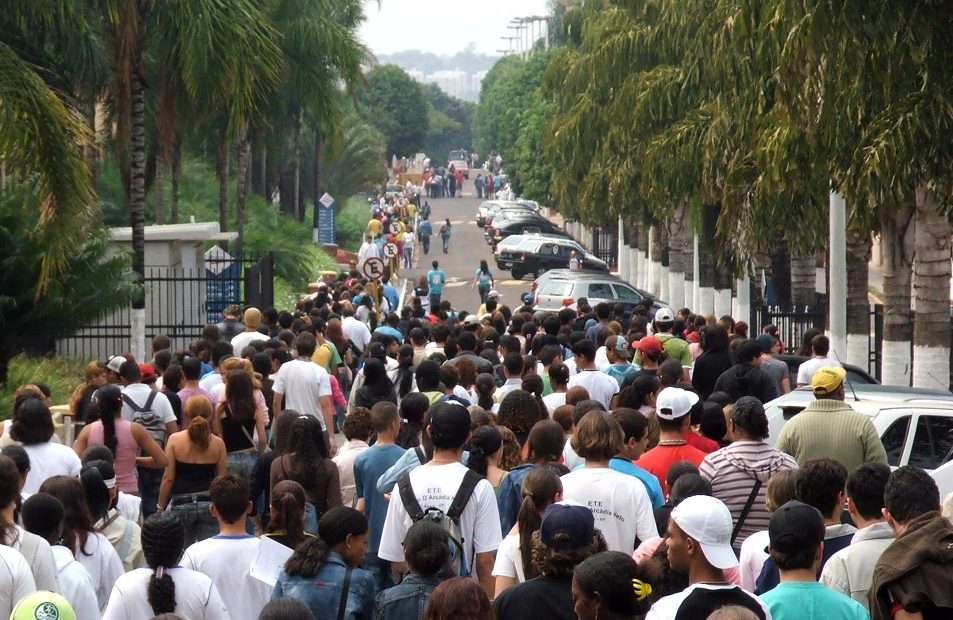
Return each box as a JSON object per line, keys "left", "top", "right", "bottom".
{"left": 91, "top": 384, "right": 123, "bottom": 455}
{"left": 267, "top": 481, "right": 307, "bottom": 549}
{"left": 101, "top": 410, "right": 118, "bottom": 456}
{"left": 518, "top": 468, "right": 562, "bottom": 580}
{"left": 184, "top": 395, "right": 213, "bottom": 450}
{"left": 80, "top": 461, "right": 113, "bottom": 524}
{"left": 148, "top": 567, "right": 176, "bottom": 615}
{"left": 466, "top": 426, "right": 502, "bottom": 478}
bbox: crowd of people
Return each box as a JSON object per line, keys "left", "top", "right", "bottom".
{"left": 2, "top": 233, "right": 953, "bottom": 620}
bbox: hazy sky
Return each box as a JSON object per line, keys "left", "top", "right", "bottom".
{"left": 360, "top": 0, "right": 551, "bottom": 56}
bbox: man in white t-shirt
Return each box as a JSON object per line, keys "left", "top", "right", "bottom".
{"left": 796, "top": 334, "right": 842, "bottom": 387}
{"left": 0, "top": 543, "right": 35, "bottom": 619}
{"left": 272, "top": 332, "right": 336, "bottom": 454}
{"left": 181, "top": 474, "right": 269, "bottom": 620}
{"left": 560, "top": 410, "right": 657, "bottom": 554}
{"left": 342, "top": 307, "right": 372, "bottom": 354}
{"left": 647, "top": 495, "right": 771, "bottom": 620}
{"left": 379, "top": 401, "right": 502, "bottom": 598}
{"left": 567, "top": 340, "right": 619, "bottom": 410}
{"left": 119, "top": 360, "right": 177, "bottom": 515}
{"left": 230, "top": 307, "right": 269, "bottom": 352}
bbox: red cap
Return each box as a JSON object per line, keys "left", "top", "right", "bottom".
{"left": 632, "top": 335, "right": 663, "bottom": 357}
{"left": 138, "top": 363, "right": 157, "bottom": 382}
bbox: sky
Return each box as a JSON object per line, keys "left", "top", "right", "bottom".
{"left": 360, "top": 0, "right": 551, "bottom": 56}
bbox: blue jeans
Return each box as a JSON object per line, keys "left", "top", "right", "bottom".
{"left": 169, "top": 494, "right": 218, "bottom": 546}
{"left": 137, "top": 466, "right": 163, "bottom": 518}
{"left": 304, "top": 502, "right": 319, "bottom": 537}
{"left": 429, "top": 292, "right": 441, "bottom": 311}
{"left": 227, "top": 450, "right": 257, "bottom": 482}
{"left": 478, "top": 284, "right": 489, "bottom": 303}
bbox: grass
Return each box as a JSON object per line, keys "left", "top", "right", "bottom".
{"left": 1, "top": 355, "right": 87, "bottom": 419}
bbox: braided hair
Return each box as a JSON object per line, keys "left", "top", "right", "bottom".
{"left": 141, "top": 512, "right": 185, "bottom": 615}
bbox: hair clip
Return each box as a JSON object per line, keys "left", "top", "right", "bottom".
{"left": 632, "top": 579, "right": 652, "bottom": 602}
{"left": 156, "top": 566, "right": 165, "bottom": 579}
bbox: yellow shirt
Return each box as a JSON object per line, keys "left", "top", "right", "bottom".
{"left": 366, "top": 219, "right": 383, "bottom": 237}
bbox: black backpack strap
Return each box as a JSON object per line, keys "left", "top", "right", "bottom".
{"left": 121, "top": 390, "right": 157, "bottom": 412}
{"left": 337, "top": 566, "right": 353, "bottom": 620}
{"left": 143, "top": 390, "right": 157, "bottom": 410}
{"left": 731, "top": 478, "right": 764, "bottom": 546}
{"left": 446, "top": 469, "right": 482, "bottom": 524}
{"left": 397, "top": 473, "right": 425, "bottom": 521}
{"left": 414, "top": 446, "right": 428, "bottom": 464}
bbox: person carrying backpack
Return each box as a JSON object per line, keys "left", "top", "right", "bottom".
{"left": 378, "top": 401, "right": 502, "bottom": 598}
{"left": 118, "top": 360, "right": 178, "bottom": 517}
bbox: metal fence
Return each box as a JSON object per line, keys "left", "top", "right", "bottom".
{"left": 591, "top": 226, "right": 619, "bottom": 269}
{"left": 56, "top": 253, "right": 273, "bottom": 360}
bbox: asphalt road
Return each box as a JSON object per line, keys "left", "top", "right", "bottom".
{"left": 400, "top": 178, "right": 539, "bottom": 315}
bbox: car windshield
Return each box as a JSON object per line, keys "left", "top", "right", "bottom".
{"left": 540, "top": 281, "right": 574, "bottom": 297}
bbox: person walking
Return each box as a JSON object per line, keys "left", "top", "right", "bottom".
{"left": 427, "top": 261, "right": 446, "bottom": 311}
{"left": 439, "top": 218, "right": 452, "bottom": 253}
{"left": 472, "top": 260, "right": 494, "bottom": 303}
{"left": 418, "top": 217, "right": 433, "bottom": 255}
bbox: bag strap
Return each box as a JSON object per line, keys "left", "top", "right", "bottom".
{"left": 118, "top": 519, "right": 135, "bottom": 562}
{"left": 447, "top": 469, "right": 482, "bottom": 523}
{"left": 414, "top": 446, "right": 428, "bottom": 464}
{"left": 337, "top": 566, "right": 353, "bottom": 620}
{"left": 397, "top": 473, "right": 425, "bottom": 521}
{"left": 122, "top": 390, "right": 157, "bottom": 413}
{"left": 731, "top": 478, "right": 764, "bottom": 546}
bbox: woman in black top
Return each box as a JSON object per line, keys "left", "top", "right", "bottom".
{"left": 214, "top": 369, "right": 266, "bottom": 482}
{"left": 353, "top": 358, "right": 397, "bottom": 410}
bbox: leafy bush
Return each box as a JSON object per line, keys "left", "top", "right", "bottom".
{"left": 0, "top": 355, "right": 87, "bottom": 419}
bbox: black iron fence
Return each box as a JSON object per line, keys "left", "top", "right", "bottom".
{"left": 56, "top": 253, "right": 273, "bottom": 360}
{"left": 749, "top": 303, "right": 826, "bottom": 355}
{"left": 590, "top": 226, "right": 619, "bottom": 269}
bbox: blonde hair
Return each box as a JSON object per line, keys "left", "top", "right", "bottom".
{"left": 220, "top": 356, "right": 261, "bottom": 390}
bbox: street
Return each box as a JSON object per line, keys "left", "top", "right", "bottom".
{"left": 399, "top": 178, "right": 542, "bottom": 313}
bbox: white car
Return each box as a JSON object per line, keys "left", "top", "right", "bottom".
{"left": 763, "top": 386, "right": 953, "bottom": 495}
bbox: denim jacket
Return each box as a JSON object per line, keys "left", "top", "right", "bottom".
{"left": 374, "top": 574, "right": 441, "bottom": 620}
{"left": 272, "top": 552, "right": 376, "bottom": 619}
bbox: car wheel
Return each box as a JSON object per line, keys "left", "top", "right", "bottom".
{"left": 511, "top": 269, "right": 524, "bottom": 280}
{"left": 535, "top": 266, "right": 547, "bottom": 279}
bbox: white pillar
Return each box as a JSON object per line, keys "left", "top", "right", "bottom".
{"left": 617, "top": 217, "right": 629, "bottom": 280}
{"left": 646, "top": 227, "right": 657, "bottom": 294}
{"left": 846, "top": 334, "right": 869, "bottom": 370}
{"left": 734, "top": 276, "right": 750, "bottom": 325}
{"left": 131, "top": 307, "right": 146, "bottom": 362}
{"left": 692, "top": 234, "right": 701, "bottom": 312}
{"left": 829, "top": 190, "right": 848, "bottom": 358}
{"left": 659, "top": 265, "right": 670, "bottom": 301}
{"left": 714, "top": 289, "right": 732, "bottom": 318}
{"left": 628, "top": 247, "right": 639, "bottom": 287}
{"left": 882, "top": 341, "right": 912, "bottom": 386}
{"left": 668, "top": 270, "right": 685, "bottom": 309}
{"left": 699, "top": 287, "right": 715, "bottom": 316}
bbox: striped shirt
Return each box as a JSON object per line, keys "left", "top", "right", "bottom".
{"left": 699, "top": 441, "right": 798, "bottom": 548}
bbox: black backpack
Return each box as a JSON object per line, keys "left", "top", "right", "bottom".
{"left": 397, "top": 469, "right": 482, "bottom": 576}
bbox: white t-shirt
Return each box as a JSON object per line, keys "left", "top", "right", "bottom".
{"left": 562, "top": 437, "right": 584, "bottom": 470}
{"left": 21, "top": 442, "right": 82, "bottom": 494}
{"left": 567, "top": 369, "right": 619, "bottom": 410}
{"left": 101, "top": 567, "right": 229, "bottom": 620}
{"left": 51, "top": 545, "right": 99, "bottom": 620}
{"left": 182, "top": 535, "right": 270, "bottom": 620}
{"left": 0, "top": 545, "right": 35, "bottom": 619}
{"left": 342, "top": 316, "right": 372, "bottom": 353}
{"left": 117, "top": 492, "right": 142, "bottom": 524}
{"left": 8, "top": 525, "right": 58, "bottom": 591}
{"left": 594, "top": 346, "right": 610, "bottom": 371}
{"left": 646, "top": 583, "right": 772, "bottom": 620}
{"left": 738, "top": 529, "right": 770, "bottom": 592}
{"left": 542, "top": 392, "right": 566, "bottom": 414}
{"left": 560, "top": 467, "right": 657, "bottom": 554}
{"left": 796, "top": 357, "right": 842, "bottom": 386}
{"left": 75, "top": 530, "right": 125, "bottom": 610}
{"left": 491, "top": 532, "right": 525, "bottom": 583}
{"left": 199, "top": 372, "right": 223, "bottom": 393}
{"left": 231, "top": 331, "right": 268, "bottom": 352}
{"left": 119, "top": 383, "right": 176, "bottom": 427}
{"left": 272, "top": 359, "right": 333, "bottom": 427}
{"left": 379, "top": 462, "right": 503, "bottom": 572}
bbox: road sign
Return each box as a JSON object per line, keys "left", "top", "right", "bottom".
{"left": 383, "top": 243, "right": 399, "bottom": 258}
{"left": 389, "top": 221, "right": 401, "bottom": 235}
{"left": 362, "top": 257, "right": 385, "bottom": 280}
{"left": 316, "top": 193, "right": 335, "bottom": 244}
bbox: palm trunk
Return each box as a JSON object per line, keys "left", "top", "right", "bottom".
{"left": 626, "top": 223, "right": 640, "bottom": 289}
{"left": 293, "top": 111, "right": 302, "bottom": 221}
{"left": 154, "top": 158, "right": 165, "bottom": 225}
{"left": 665, "top": 200, "right": 687, "bottom": 310}
{"left": 651, "top": 224, "right": 668, "bottom": 300}
{"left": 790, "top": 254, "right": 816, "bottom": 308}
{"left": 638, "top": 224, "right": 649, "bottom": 291}
{"left": 170, "top": 137, "right": 181, "bottom": 223}
{"left": 912, "top": 186, "right": 951, "bottom": 390}
{"left": 697, "top": 204, "right": 717, "bottom": 316}
{"left": 217, "top": 128, "right": 230, "bottom": 232}
{"left": 881, "top": 201, "right": 915, "bottom": 386}
{"left": 235, "top": 122, "right": 251, "bottom": 258}
{"left": 845, "top": 227, "right": 871, "bottom": 368}
{"left": 313, "top": 130, "right": 323, "bottom": 241}
{"left": 128, "top": 62, "right": 147, "bottom": 363}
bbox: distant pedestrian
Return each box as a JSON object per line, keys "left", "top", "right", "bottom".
{"left": 418, "top": 217, "right": 433, "bottom": 255}
{"left": 427, "top": 261, "right": 446, "bottom": 311}
{"left": 439, "top": 218, "right": 452, "bottom": 253}
{"left": 472, "top": 260, "right": 495, "bottom": 303}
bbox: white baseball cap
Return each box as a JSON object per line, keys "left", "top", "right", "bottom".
{"left": 655, "top": 387, "right": 699, "bottom": 420}
{"left": 654, "top": 306, "right": 675, "bottom": 323}
{"left": 671, "top": 495, "right": 739, "bottom": 569}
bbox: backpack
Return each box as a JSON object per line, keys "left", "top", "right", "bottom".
{"left": 121, "top": 391, "right": 166, "bottom": 448}
{"left": 397, "top": 468, "right": 482, "bottom": 576}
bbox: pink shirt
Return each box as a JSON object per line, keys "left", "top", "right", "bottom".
{"left": 87, "top": 419, "right": 139, "bottom": 493}
{"left": 633, "top": 536, "right": 742, "bottom": 586}
{"left": 329, "top": 375, "right": 347, "bottom": 408}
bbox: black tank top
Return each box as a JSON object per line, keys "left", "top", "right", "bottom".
{"left": 220, "top": 403, "right": 256, "bottom": 452}
{"left": 170, "top": 461, "right": 217, "bottom": 495}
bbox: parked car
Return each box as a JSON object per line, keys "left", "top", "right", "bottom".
{"left": 763, "top": 386, "right": 953, "bottom": 475}
{"left": 774, "top": 354, "right": 879, "bottom": 386}
{"left": 534, "top": 270, "right": 667, "bottom": 317}
{"left": 476, "top": 200, "right": 538, "bottom": 227}
{"left": 497, "top": 235, "right": 608, "bottom": 280}
{"left": 486, "top": 211, "right": 569, "bottom": 248}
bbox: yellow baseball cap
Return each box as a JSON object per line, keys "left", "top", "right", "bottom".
{"left": 811, "top": 366, "right": 846, "bottom": 395}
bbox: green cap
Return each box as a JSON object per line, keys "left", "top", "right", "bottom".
{"left": 10, "top": 592, "right": 76, "bottom": 620}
